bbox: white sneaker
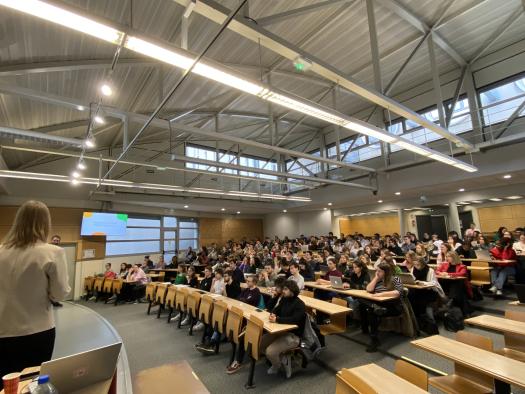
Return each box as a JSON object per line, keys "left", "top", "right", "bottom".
{"left": 181, "top": 316, "right": 191, "bottom": 326}
{"left": 496, "top": 290, "right": 503, "bottom": 296}
{"left": 88, "top": 296, "right": 96, "bottom": 301}
{"left": 169, "top": 313, "right": 181, "bottom": 323}
{"left": 193, "top": 322, "right": 205, "bottom": 331}
{"left": 489, "top": 286, "right": 497, "bottom": 294}
{"left": 267, "top": 366, "right": 279, "bottom": 375}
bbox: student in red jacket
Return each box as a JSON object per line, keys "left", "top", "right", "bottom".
{"left": 489, "top": 238, "right": 517, "bottom": 295}
{"left": 436, "top": 251, "right": 471, "bottom": 315}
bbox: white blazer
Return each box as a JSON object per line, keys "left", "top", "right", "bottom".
{"left": 0, "top": 241, "right": 70, "bottom": 337}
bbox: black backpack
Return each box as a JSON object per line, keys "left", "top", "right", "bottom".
{"left": 443, "top": 307, "right": 464, "bottom": 332}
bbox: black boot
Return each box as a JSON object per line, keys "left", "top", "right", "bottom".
{"left": 366, "top": 336, "right": 380, "bottom": 353}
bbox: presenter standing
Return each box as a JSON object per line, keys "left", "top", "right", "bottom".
{"left": 0, "top": 201, "right": 70, "bottom": 386}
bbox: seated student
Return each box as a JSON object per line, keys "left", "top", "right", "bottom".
{"left": 400, "top": 236, "right": 416, "bottom": 254}
{"left": 415, "top": 243, "right": 429, "bottom": 264}
{"left": 315, "top": 257, "right": 342, "bottom": 301}
{"left": 118, "top": 263, "right": 128, "bottom": 278}
{"left": 408, "top": 257, "right": 445, "bottom": 325}
{"left": 436, "top": 243, "right": 452, "bottom": 266}
{"left": 455, "top": 240, "right": 476, "bottom": 259}
{"left": 337, "top": 254, "right": 350, "bottom": 273}
{"left": 359, "top": 262, "right": 403, "bottom": 352}
{"left": 199, "top": 266, "right": 214, "bottom": 292}
{"left": 298, "top": 258, "right": 314, "bottom": 281}
{"left": 373, "top": 248, "right": 391, "bottom": 268}
{"left": 278, "top": 261, "right": 291, "bottom": 278}
{"left": 154, "top": 255, "right": 166, "bottom": 269}
{"left": 257, "top": 261, "right": 277, "bottom": 287}
{"left": 226, "top": 277, "right": 287, "bottom": 374}
{"left": 238, "top": 276, "right": 261, "bottom": 306}
{"left": 400, "top": 250, "right": 417, "bottom": 272}
{"left": 489, "top": 238, "right": 517, "bottom": 295}
{"left": 125, "top": 264, "right": 149, "bottom": 302}
{"left": 210, "top": 269, "right": 225, "bottom": 295}
{"left": 141, "top": 255, "right": 154, "bottom": 273}
{"left": 263, "top": 280, "right": 306, "bottom": 376}
{"left": 172, "top": 265, "right": 187, "bottom": 285}
{"left": 514, "top": 233, "right": 525, "bottom": 284}
{"left": 88, "top": 263, "right": 117, "bottom": 301}
{"left": 288, "top": 262, "right": 305, "bottom": 290}
{"left": 386, "top": 238, "right": 403, "bottom": 257}
{"left": 436, "top": 251, "right": 471, "bottom": 315}
{"left": 186, "top": 266, "right": 199, "bottom": 288}
{"left": 224, "top": 270, "right": 241, "bottom": 300}
{"left": 342, "top": 260, "right": 370, "bottom": 311}
{"left": 228, "top": 259, "right": 246, "bottom": 283}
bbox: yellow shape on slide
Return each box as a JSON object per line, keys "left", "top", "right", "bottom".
{"left": 83, "top": 212, "right": 93, "bottom": 218}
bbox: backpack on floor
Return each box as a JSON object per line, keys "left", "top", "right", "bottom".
{"left": 417, "top": 315, "right": 439, "bottom": 335}
{"left": 443, "top": 306, "right": 464, "bottom": 332}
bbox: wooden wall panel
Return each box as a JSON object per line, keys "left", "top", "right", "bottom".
{"left": 478, "top": 203, "right": 525, "bottom": 232}
{"left": 0, "top": 206, "right": 83, "bottom": 243}
{"left": 199, "top": 217, "right": 263, "bottom": 246}
{"left": 339, "top": 215, "right": 399, "bottom": 236}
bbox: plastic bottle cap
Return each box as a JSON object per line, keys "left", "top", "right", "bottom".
{"left": 38, "top": 375, "right": 50, "bottom": 384}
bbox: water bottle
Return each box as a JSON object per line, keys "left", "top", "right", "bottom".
{"left": 32, "top": 375, "right": 58, "bottom": 393}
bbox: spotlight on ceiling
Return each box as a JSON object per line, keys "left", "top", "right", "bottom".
{"left": 100, "top": 83, "right": 113, "bottom": 96}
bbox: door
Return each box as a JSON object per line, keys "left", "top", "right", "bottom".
{"left": 459, "top": 211, "right": 474, "bottom": 237}
{"left": 415, "top": 215, "right": 432, "bottom": 241}
{"left": 431, "top": 216, "right": 447, "bottom": 241}
{"left": 62, "top": 243, "right": 77, "bottom": 300}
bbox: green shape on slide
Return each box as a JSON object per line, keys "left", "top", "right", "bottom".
{"left": 116, "top": 213, "right": 128, "bottom": 221}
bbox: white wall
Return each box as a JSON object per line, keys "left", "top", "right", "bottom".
{"left": 263, "top": 210, "right": 332, "bottom": 238}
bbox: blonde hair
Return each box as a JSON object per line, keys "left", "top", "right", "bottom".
{"left": 445, "top": 251, "right": 461, "bottom": 265}
{"left": 2, "top": 201, "right": 51, "bottom": 249}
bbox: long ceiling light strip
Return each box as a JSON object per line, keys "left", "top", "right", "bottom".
{"left": 0, "top": 170, "right": 311, "bottom": 202}
{"left": 0, "top": 0, "right": 477, "bottom": 173}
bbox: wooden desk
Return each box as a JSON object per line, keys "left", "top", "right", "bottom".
{"left": 404, "top": 282, "right": 435, "bottom": 289}
{"left": 435, "top": 274, "right": 467, "bottom": 280}
{"left": 465, "top": 315, "right": 525, "bottom": 337}
{"left": 412, "top": 335, "right": 525, "bottom": 393}
{"left": 430, "top": 263, "right": 492, "bottom": 271}
{"left": 242, "top": 284, "right": 351, "bottom": 315}
{"left": 304, "top": 281, "right": 397, "bottom": 302}
{"left": 337, "top": 364, "right": 427, "bottom": 394}
{"left": 179, "top": 286, "right": 296, "bottom": 334}
{"left": 133, "top": 361, "right": 209, "bottom": 394}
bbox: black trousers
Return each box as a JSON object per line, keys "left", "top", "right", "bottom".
{"left": 0, "top": 328, "right": 55, "bottom": 389}
{"left": 359, "top": 301, "right": 402, "bottom": 337}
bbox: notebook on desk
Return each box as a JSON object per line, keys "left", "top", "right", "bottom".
{"left": 398, "top": 273, "right": 417, "bottom": 285}
{"left": 39, "top": 342, "right": 121, "bottom": 394}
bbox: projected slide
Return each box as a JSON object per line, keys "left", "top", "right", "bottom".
{"left": 81, "top": 212, "right": 128, "bottom": 236}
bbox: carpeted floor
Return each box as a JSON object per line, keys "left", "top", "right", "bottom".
{"left": 77, "top": 292, "right": 525, "bottom": 394}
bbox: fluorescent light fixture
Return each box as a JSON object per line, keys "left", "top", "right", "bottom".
{"left": 71, "top": 171, "right": 80, "bottom": 178}
{"left": 236, "top": 211, "right": 241, "bottom": 214}
{"left": 184, "top": 205, "right": 189, "bottom": 208}
{"left": 458, "top": 188, "right": 465, "bottom": 192}
{"left": 94, "top": 116, "right": 105, "bottom": 125}
{"left": 453, "top": 162, "right": 478, "bottom": 173}
{"left": 396, "top": 140, "right": 431, "bottom": 156}
{"left": 404, "top": 208, "right": 411, "bottom": 211}
{"left": 489, "top": 198, "right": 502, "bottom": 202}
{"left": 77, "top": 162, "right": 86, "bottom": 170}
{"left": 323, "top": 207, "right": 328, "bottom": 210}
{"left": 0, "top": 0, "right": 124, "bottom": 44}
{"left": 125, "top": 36, "right": 193, "bottom": 69}
{"left": 0, "top": 170, "right": 311, "bottom": 202}
{"left": 377, "top": 200, "right": 383, "bottom": 203}
{"left": 100, "top": 84, "right": 113, "bottom": 96}
{"left": 84, "top": 139, "right": 95, "bottom": 148}
{"left": 471, "top": 200, "right": 483, "bottom": 203}
{"left": 76, "top": 105, "right": 85, "bottom": 111}
{"left": 395, "top": 192, "right": 401, "bottom": 195}
{"left": 283, "top": 209, "right": 287, "bottom": 213}
{"left": 0, "top": 0, "right": 478, "bottom": 173}
{"left": 506, "top": 195, "right": 523, "bottom": 200}
{"left": 328, "top": 202, "right": 332, "bottom": 206}
{"left": 503, "top": 174, "right": 512, "bottom": 179}
{"left": 221, "top": 208, "right": 225, "bottom": 211}
{"left": 343, "top": 121, "right": 397, "bottom": 143}
{"left": 71, "top": 178, "right": 79, "bottom": 185}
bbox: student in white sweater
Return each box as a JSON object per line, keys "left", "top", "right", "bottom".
{"left": 0, "top": 201, "right": 70, "bottom": 383}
